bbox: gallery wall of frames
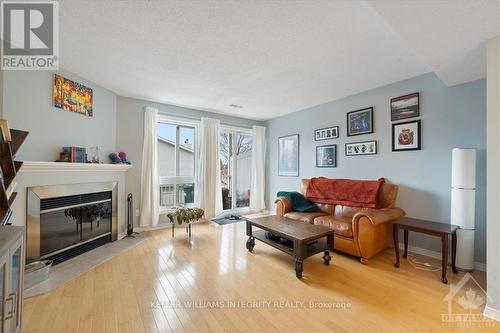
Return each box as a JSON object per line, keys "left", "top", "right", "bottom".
{"left": 277, "top": 92, "right": 422, "bottom": 175}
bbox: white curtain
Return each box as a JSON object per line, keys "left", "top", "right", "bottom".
{"left": 250, "top": 125, "right": 267, "bottom": 211}
{"left": 140, "top": 107, "right": 159, "bottom": 227}
{"left": 196, "top": 117, "right": 222, "bottom": 218}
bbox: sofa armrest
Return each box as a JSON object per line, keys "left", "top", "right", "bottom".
{"left": 353, "top": 207, "right": 406, "bottom": 226}
{"left": 275, "top": 197, "right": 292, "bottom": 216}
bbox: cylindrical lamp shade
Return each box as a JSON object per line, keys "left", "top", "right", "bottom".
{"left": 451, "top": 148, "right": 476, "bottom": 189}
{"left": 450, "top": 188, "right": 476, "bottom": 229}
{"left": 456, "top": 229, "right": 475, "bottom": 270}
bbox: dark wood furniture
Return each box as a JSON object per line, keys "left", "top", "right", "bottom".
{"left": 246, "top": 216, "right": 334, "bottom": 278}
{"left": 0, "top": 128, "right": 29, "bottom": 225}
{"left": 392, "top": 217, "right": 459, "bottom": 284}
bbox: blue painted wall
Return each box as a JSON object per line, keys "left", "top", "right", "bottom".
{"left": 265, "top": 73, "right": 486, "bottom": 264}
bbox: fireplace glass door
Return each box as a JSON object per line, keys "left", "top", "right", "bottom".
{"left": 39, "top": 192, "right": 112, "bottom": 258}
{"left": 40, "top": 208, "right": 81, "bottom": 257}
{"left": 80, "top": 202, "right": 112, "bottom": 241}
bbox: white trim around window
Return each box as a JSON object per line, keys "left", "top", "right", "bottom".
{"left": 157, "top": 114, "right": 199, "bottom": 208}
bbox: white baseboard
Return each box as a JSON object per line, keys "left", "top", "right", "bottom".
{"left": 400, "top": 244, "right": 486, "bottom": 272}
{"left": 484, "top": 305, "right": 500, "bottom": 322}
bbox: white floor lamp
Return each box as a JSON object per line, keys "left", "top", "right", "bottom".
{"left": 451, "top": 148, "right": 476, "bottom": 271}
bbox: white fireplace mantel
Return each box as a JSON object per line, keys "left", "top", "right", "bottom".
{"left": 12, "top": 161, "right": 132, "bottom": 238}
{"left": 20, "top": 161, "right": 133, "bottom": 172}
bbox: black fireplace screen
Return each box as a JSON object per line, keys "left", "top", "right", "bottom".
{"left": 39, "top": 191, "right": 112, "bottom": 257}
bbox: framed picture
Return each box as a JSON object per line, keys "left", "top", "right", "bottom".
{"left": 347, "top": 107, "right": 373, "bottom": 136}
{"left": 314, "top": 126, "right": 339, "bottom": 141}
{"left": 316, "top": 144, "right": 337, "bottom": 167}
{"left": 391, "top": 92, "right": 419, "bottom": 121}
{"left": 345, "top": 140, "right": 377, "bottom": 156}
{"left": 278, "top": 134, "right": 299, "bottom": 176}
{"left": 53, "top": 74, "right": 94, "bottom": 117}
{"left": 392, "top": 120, "right": 421, "bottom": 151}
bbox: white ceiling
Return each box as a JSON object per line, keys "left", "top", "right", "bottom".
{"left": 59, "top": 0, "right": 500, "bottom": 120}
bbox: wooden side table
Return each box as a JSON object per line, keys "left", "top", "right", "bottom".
{"left": 392, "top": 217, "right": 460, "bottom": 284}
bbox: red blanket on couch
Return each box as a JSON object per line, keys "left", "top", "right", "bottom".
{"left": 305, "top": 177, "right": 385, "bottom": 208}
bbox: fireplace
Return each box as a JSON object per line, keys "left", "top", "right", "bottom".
{"left": 27, "top": 182, "right": 118, "bottom": 265}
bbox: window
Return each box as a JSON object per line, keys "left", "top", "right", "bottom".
{"left": 219, "top": 128, "right": 252, "bottom": 210}
{"left": 157, "top": 118, "right": 197, "bottom": 209}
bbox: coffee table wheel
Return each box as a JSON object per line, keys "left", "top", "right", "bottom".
{"left": 295, "top": 258, "right": 303, "bottom": 278}
{"left": 246, "top": 237, "right": 255, "bottom": 252}
{"left": 322, "top": 251, "right": 331, "bottom": 265}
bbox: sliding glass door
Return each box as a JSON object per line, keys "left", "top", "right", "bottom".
{"left": 219, "top": 130, "right": 252, "bottom": 211}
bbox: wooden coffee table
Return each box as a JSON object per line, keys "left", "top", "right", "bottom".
{"left": 246, "top": 216, "right": 334, "bottom": 278}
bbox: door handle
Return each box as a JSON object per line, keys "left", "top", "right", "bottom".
{"left": 5, "top": 292, "right": 16, "bottom": 319}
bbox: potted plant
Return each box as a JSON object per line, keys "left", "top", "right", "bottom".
{"left": 166, "top": 207, "right": 204, "bottom": 237}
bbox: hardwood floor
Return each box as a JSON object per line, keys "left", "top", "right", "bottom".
{"left": 23, "top": 222, "right": 498, "bottom": 333}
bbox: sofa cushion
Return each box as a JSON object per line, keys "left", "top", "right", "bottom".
{"left": 313, "top": 215, "right": 353, "bottom": 238}
{"left": 334, "top": 205, "right": 363, "bottom": 219}
{"left": 284, "top": 211, "right": 328, "bottom": 224}
{"left": 316, "top": 203, "right": 335, "bottom": 215}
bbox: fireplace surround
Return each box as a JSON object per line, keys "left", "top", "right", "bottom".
{"left": 27, "top": 182, "right": 118, "bottom": 264}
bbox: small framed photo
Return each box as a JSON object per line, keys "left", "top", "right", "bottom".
{"left": 392, "top": 120, "right": 421, "bottom": 152}
{"left": 391, "top": 92, "right": 420, "bottom": 121}
{"left": 316, "top": 144, "right": 337, "bottom": 168}
{"left": 345, "top": 140, "right": 377, "bottom": 156}
{"left": 314, "top": 126, "right": 339, "bottom": 141}
{"left": 278, "top": 134, "right": 299, "bottom": 176}
{"left": 347, "top": 107, "right": 373, "bottom": 136}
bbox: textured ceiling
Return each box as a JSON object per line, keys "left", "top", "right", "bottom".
{"left": 58, "top": 0, "right": 500, "bottom": 120}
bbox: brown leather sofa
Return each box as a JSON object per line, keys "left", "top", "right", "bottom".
{"left": 275, "top": 179, "right": 405, "bottom": 264}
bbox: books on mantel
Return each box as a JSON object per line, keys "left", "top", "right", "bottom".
{"left": 61, "top": 147, "right": 87, "bottom": 163}
{"left": 0, "top": 119, "right": 12, "bottom": 142}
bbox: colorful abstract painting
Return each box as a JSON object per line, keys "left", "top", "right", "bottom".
{"left": 53, "top": 74, "right": 93, "bottom": 117}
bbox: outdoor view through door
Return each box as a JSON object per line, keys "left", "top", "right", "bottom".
{"left": 157, "top": 121, "right": 196, "bottom": 210}
{"left": 220, "top": 130, "right": 252, "bottom": 210}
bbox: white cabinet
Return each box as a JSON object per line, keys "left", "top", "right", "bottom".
{"left": 0, "top": 227, "right": 25, "bottom": 333}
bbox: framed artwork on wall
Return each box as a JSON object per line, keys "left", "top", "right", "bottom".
{"left": 314, "top": 126, "right": 339, "bottom": 141}
{"left": 347, "top": 107, "right": 373, "bottom": 136}
{"left": 53, "top": 74, "right": 94, "bottom": 117}
{"left": 278, "top": 134, "right": 299, "bottom": 176}
{"left": 316, "top": 144, "right": 337, "bottom": 167}
{"left": 391, "top": 92, "right": 420, "bottom": 121}
{"left": 345, "top": 140, "right": 377, "bottom": 156}
{"left": 392, "top": 120, "right": 421, "bottom": 151}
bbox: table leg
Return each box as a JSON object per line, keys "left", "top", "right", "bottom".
{"left": 295, "top": 258, "right": 303, "bottom": 278}
{"left": 246, "top": 221, "right": 252, "bottom": 237}
{"left": 393, "top": 224, "right": 400, "bottom": 268}
{"left": 327, "top": 233, "right": 334, "bottom": 251}
{"left": 403, "top": 230, "right": 409, "bottom": 258}
{"left": 451, "top": 232, "right": 458, "bottom": 274}
{"left": 441, "top": 235, "right": 449, "bottom": 284}
{"left": 171, "top": 223, "right": 174, "bottom": 237}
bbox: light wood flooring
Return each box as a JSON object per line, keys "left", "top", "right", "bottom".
{"left": 23, "top": 222, "right": 499, "bottom": 333}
